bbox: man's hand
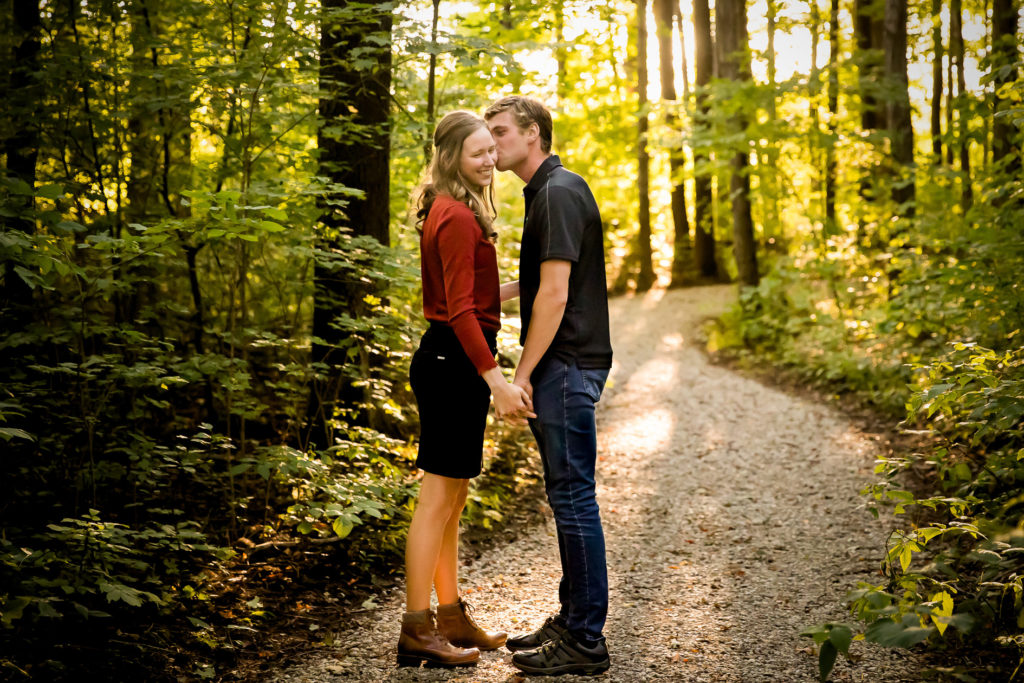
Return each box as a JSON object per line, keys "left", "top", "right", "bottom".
{"left": 513, "top": 375, "right": 533, "bottom": 402}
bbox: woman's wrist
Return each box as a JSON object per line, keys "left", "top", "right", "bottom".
{"left": 481, "top": 366, "right": 505, "bottom": 390}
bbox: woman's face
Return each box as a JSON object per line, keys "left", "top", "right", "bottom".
{"left": 459, "top": 126, "right": 497, "bottom": 189}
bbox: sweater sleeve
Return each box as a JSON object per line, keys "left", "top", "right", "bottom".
{"left": 435, "top": 207, "right": 499, "bottom": 374}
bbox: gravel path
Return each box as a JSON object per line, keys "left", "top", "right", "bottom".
{"left": 273, "top": 285, "right": 921, "bottom": 682}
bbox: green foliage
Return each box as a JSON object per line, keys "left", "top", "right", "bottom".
{"left": 729, "top": 178, "right": 1024, "bottom": 678}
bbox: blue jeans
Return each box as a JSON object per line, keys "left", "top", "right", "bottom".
{"left": 529, "top": 357, "right": 609, "bottom": 643}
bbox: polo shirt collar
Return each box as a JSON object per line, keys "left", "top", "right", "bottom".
{"left": 524, "top": 154, "right": 563, "bottom": 198}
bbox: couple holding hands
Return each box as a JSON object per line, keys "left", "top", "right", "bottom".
{"left": 398, "top": 96, "right": 614, "bottom": 677}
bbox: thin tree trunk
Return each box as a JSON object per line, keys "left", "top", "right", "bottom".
{"left": 654, "top": 0, "right": 692, "bottom": 287}
{"left": 930, "top": 0, "right": 944, "bottom": 163}
{"left": 825, "top": 0, "right": 839, "bottom": 228}
{"left": 810, "top": 0, "right": 822, "bottom": 220}
{"left": 692, "top": 0, "right": 718, "bottom": 278}
{"left": 883, "top": 0, "right": 915, "bottom": 216}
{"left": 946, "top": 47, "right": 955, "bottom": 165}
{"left": 636, "top": 0, "right": 656, "bottom": 291}
{"left": 555, "top": 0, "right": 568, "bottom": 104}
{"left": 674, "top": 0, "right": 690, "bottom": 100}
{"left": 762, "top": 0, "right": 778, "bottom": 240}
{"left": 424, "top": 0, "right": 440, "bottom": 163}
{"left": 950, "top": 0, "right": 972, "bottom": 208}
{"left": 717, "top": 0, "right": 758, "bottom": 286}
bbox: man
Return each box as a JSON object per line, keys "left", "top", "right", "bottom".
{"left": 485, "top": 96, "right": 613, "bottom": 677}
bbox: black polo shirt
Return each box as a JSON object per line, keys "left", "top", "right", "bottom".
{"left": 520, "top": 155, "right": 613, "bottom": 370}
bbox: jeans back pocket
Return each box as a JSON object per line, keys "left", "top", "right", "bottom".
{"left": 579, "top": 367, "right": 609, "bottom": 403}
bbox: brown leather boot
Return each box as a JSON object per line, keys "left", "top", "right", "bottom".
{"left": 436, "top": 598, "right": 507, "bottom": 651}
{"left": 396, "top": 609, "right": 480, "bottom": 667}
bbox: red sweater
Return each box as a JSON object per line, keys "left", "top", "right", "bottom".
{"left": 420, "top": 194, "right": 500, "bottom": 374}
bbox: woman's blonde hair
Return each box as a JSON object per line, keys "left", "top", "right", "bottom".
{"left": 416, "top": 111, "right": 496, "bottom": 236}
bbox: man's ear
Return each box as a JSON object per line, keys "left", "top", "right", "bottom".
{"left": 527, "top": 122, "right": 540, "bottom": 144}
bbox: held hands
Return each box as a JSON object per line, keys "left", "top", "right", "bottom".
{"left": 482, "top": 367, "right": 535, "bottom": 421}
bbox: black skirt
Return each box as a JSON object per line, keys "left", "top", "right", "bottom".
{"left": 410, "top": 323, "right": 497, "bottom": 479}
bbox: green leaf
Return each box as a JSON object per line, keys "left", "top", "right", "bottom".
{"left": 828, "top": 625, "right": 853, "bottom": 654}
{"left": 101, "top": 582, "right": 143, "bottom": 606}
{"left": 229, "top": 462, "right": 251, "bottom": 476}
{"left": 864, "top": 617, "right": 934, "bottom": 648}
{"left": 258, "top": 220, "right": 286, "bottom": 233}
{"left": 332, "top": 518, "right": 354, "bottom": 539}
{"left": 0, "top": 427, "right": 35, "bottom": 442}
{"left": 35, "top": 183, "right": 63, "bottom": 200}
{"left": 818, "top": 640, "right": 838, "bottom": 682}
{"left": 1, "top": 596, "right": 31, "bottom": 625}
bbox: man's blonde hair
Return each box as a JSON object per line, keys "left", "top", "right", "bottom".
{"left": 484, "top": 96, "right": 553, "bottom": 154}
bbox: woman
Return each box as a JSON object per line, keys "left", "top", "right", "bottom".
{"left": 398, "top": 111, "right": 533, "bottom": 668}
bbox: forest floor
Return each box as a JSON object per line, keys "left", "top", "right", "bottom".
{"left": 256, "top": 284, "right": 924, "bottom": 682}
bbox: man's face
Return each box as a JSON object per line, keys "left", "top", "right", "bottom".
{"left": 486, "top": 111, "right": 531, "bottom": 173}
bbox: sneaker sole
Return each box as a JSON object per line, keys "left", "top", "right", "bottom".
{"left": 512, "top": 659, "right": 610, "bottom": 676}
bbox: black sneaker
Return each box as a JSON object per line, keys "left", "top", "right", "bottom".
{"left": 511, "top": 631, "right": 610, "bottom": 676}
{"left": 506, "top": 614, "right": 568, "bottom": 652}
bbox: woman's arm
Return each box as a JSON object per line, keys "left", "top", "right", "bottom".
{"left": 499, "top": 280, "right": 519, "bottom": 303}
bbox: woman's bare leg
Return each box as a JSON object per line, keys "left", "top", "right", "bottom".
{"left": 405, "top": 473, "right": 467, "bottom": 612}
{"left": 434, "top": 479, "right": 469, "bottom": 605}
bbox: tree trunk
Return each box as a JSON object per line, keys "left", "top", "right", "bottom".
{"left": 854, "top": 0, "right": 885, "bottom": 232}
{"left": 310, "top": 0, "right": 393, "bottom": 448}
{"left": 883, "top": 0, "right": 915, "bottom": 216}
{"left": 810, "top": 0, "right": 822, "bottom": 219}
{"left": 930, "top": 0, "right": 943, "bottom": 163}
{"left": 424, "top": 0, "right": 440, "bottom": 163}
{"left": 762, "top": 0, "right": 779, "bottom": 239}
{"left": 2, "top": 0, "right": 41, "bottom": 320}
{"left": 654, "top": 0, "right": 692, "bottom": 287}
{"left": 825, "top": 0, "right": 839, "bottom": 227}
{"left": 555, "top": 0, "right": 568, "bottom": 104}
{"left": 854, "top": 0, "right": 884, "bottom": 132}
{"left": 636, "top": 0, "right": 656, "bottom": 291}
{"left": 950, "top": 0, "right": 972, "bottom": 209}
{"left": 990, "top": 0, "right": 1020, "bottom": 173}
{"left": 717, "top": 0, "right": 758, "bottom": 286}
{"left": 691, "top": 0, "right": 719, "bottom": 278}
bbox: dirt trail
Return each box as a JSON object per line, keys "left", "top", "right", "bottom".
{"left": 273, "top": 285, "right": 921, "bottom": 682}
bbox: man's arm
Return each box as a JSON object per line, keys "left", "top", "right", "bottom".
{"left": 514, "top": 259, "right": 571, "bottom": 395}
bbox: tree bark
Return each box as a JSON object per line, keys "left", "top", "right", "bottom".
{"left": 950, "top": 0, "right": 972, "bottom": 208}
{"left": 716, "top": 0, "right": 758, "bottom": 287}
{"left": 636, "top": 0, "right": 656, "bottom": 291}
{"left": 310, "top": 0, "right": 393, "bottom": 447}
{"left": 854, "top": 0, "right": 884, "bottom": 132}
{"left": 826, "top": 0, "right": 840, "bottom": 227}
{"left": 990, "top": 0, "right": 1020, "bottom": 173}
{"left": 761, "top": 0, "right": 779, "bottom": 239}
{"left": 654, "top": 0, "right": 692, "bottom": 287}
{"left": 555, "top": 0, "right": 568, "bottom": 104}
{"left": 930, "top": 0, "right": 944, "bottom": 163}
{"left": 883, "top": 0, "right": 916, "bottom": 216}
{"left": 424, "top": 0, "right": 440, "bottom": 163}
{"left": 691, "top": 0, "right": 718, "bottom": 278}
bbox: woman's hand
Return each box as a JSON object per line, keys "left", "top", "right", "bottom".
{"left": 482, "top": 367, "right": 536, "bottom": 419}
